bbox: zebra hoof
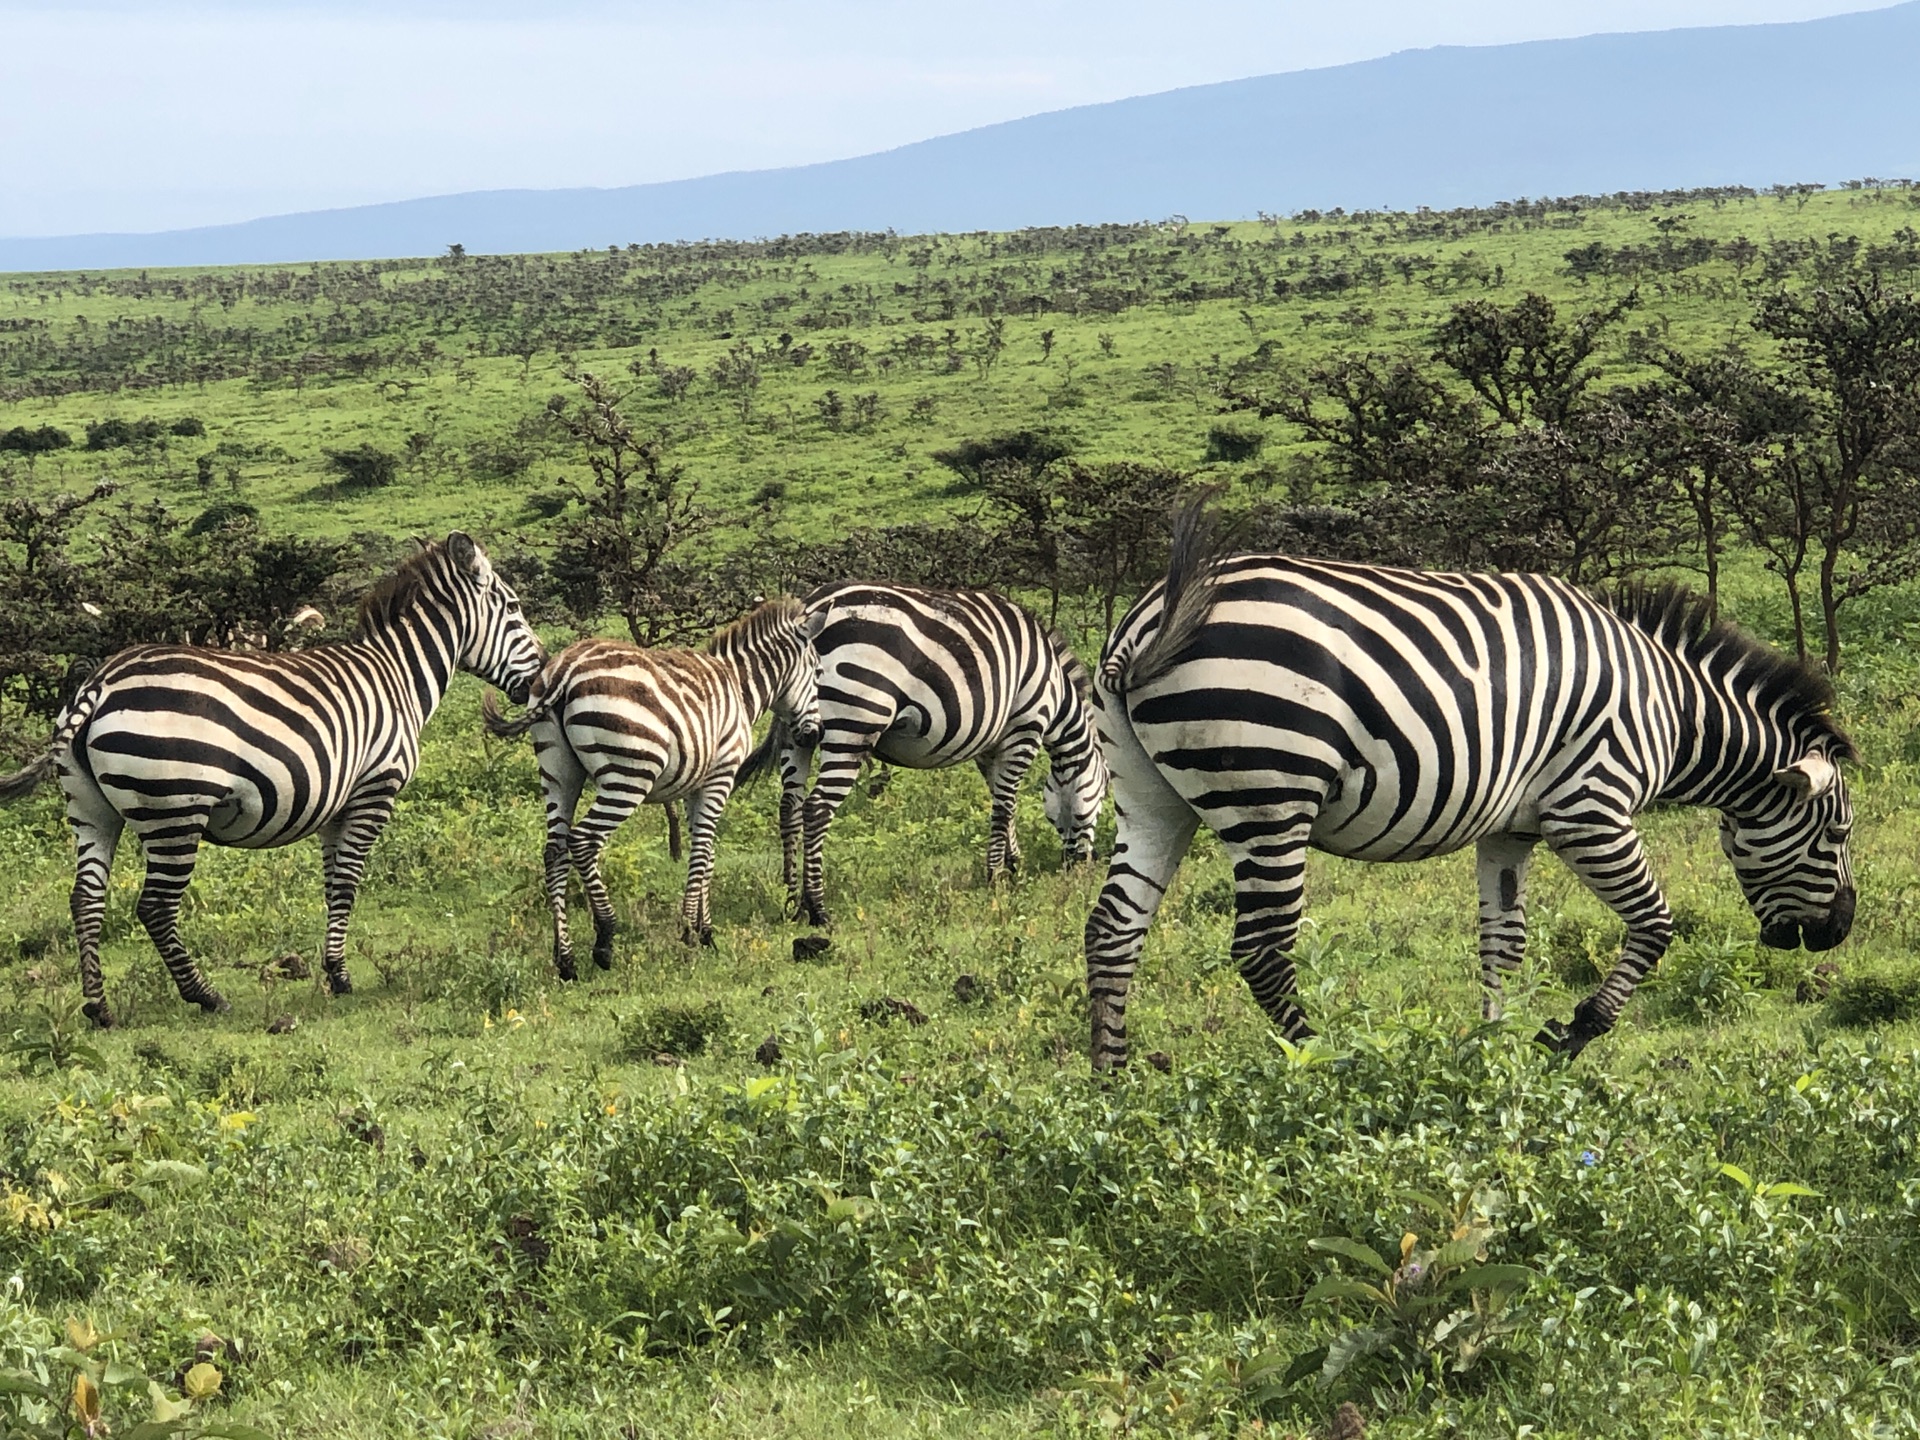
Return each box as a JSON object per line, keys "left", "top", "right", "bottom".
{"left": 325, "top": 970, "right": 353, "bottom": 997}
{"left": 592, "top": 918, "right": 617, "bottom": 970}
{"left": 1534, "top": 1018, "right": 1591, "bottom": 1058}
{"left": 82, "top": 1000, "right": 115, "bottom": 1031}
{"left": 554, "top": 956, "right": 578, "bottom": 982}
{"left": 687, "top": 926, "right": 716, "bottom": 950}
{"left": 801, "top": 901, "right": 831, "bottom": 928}
{"left": 192, "top": 991, "right": 230, "bottom": 1015}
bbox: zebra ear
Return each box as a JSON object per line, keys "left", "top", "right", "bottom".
{"left": 799, "top": 610, "right": 828, "bottom": 642}
{"left": 445, "top": 531, "right": 478, "bottom": 572}
{"left": 1772, "top": 752, "right": 1839, "bottom": 803}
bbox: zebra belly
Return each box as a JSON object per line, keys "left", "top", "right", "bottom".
{"left": 83, "top": 710, "right": 358, "bottom": 849}
{"left": 1132, "top": 681, "right": 1546, "bottom": 865}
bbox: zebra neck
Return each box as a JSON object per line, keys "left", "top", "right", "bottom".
{"left": 721, "top": 652, "right": 777, "bottom": 720}
{"left": 364, "top": 612, "right": 459, "bottom": 722}
{"left": 1042, "top": 678, "right": 1093, "bottom": 766}
{"left": 1659, "top": 667, "right": 1794, "bottom": 809}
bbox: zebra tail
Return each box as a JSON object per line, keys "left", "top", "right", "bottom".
{"left": 0, "top": 673, "right": 107, "bottom": 803}
{"left": 480, "top": 689, "right": 534, "bottom": 740}
{"left": 735, "top": 718, "right": 791, "bottom": 790}
{"left": 1115, "top": 485, "right": 1230, "bottom": 694}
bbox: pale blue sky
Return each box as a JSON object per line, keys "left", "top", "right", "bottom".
{"left": 0, "top": 0, "right": 1893, "bottom": 237}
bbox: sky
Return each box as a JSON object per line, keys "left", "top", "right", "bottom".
{"left": 0, "top": 0, "right": 1896, "bottom": 238}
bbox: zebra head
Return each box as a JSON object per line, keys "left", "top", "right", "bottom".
{"left": 445, "top": 532, "right": 545, "bottom": 705}
{"left": 1719, "top": 746, "right": 1856, "bottom": 953}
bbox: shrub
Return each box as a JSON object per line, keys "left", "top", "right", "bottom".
{"left": 1205, "top": 423, "right": 1265, "bottom": 463}
{"left": 618, "top": 1002, "right": 728, "bottom": 1060}
{"left": 1827, "top": 967, "right": 1920, "bottom": 1027}
{"left": 322, "top": 444, "right": 399, "bottom": 490}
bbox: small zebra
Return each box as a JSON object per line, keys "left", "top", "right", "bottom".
{"left": 0, "top": 533, "right": 545, "bottom": 1026}
{"left": 1085, "top": 499, "right": 1857, "bottom": 1069}
{"left": 482, "top": 597, "right": 824, "bottom": 974}
{"left": 774, "top": 583, "right": 1108, "bottom": 926}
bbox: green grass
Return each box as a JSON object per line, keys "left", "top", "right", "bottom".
{"left": 5, "top": 188, "right": 1920, "bottom": 551}
{"left": 3, "top": 190, "right": 1920, "bottom": 1434}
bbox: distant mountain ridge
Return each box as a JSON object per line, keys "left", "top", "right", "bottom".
{"left": 5, "top": 2, "right": 1920, "bottom": 272}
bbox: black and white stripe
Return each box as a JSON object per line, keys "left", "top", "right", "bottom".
{"left": 1084, "top": 500, "right": 1857, "bottom": 1069}
{"left": 0, "top": 533, "right": 545, "bottom": 1026}
{"left": 777, "top": 582, "right": 1108, "bottom": 925}
{"left": 483, "top": 597, "right": 824, "bottom": 971}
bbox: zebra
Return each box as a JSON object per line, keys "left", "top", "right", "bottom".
{"left": 0, "top": 533, "right": 545, "bottom": 1027}
{"left": 773, "top": 582, "right": 1108, "bottom": 927}
{"left": 1084, "top": 498, "right": 1857, "bottom": 1069}
{"left": 481, "top": 597, "right": 825, "bottom": 975}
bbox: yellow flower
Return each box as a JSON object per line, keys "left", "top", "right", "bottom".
{"left": 72, "top": 1371, "right": 101, "bottom": 1427}
{"left": 183, "top": 1362, "right": 222, "bottom": 1400}
{"left": 64, "top": 1315, "right": 99, "bottom": 1352}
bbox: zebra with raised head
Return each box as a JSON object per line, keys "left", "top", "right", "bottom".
{"left": 1084, "top": 498, "right": 1857, "bottom": 1069}
{"left": 0, "top": 533, "right": 545, "bottom": 1026}
{"left": 482, "top": 597, "right": 824, "bottom": 974}
{"left": 773, "top": 583, "right": 1108, "bottom": 926}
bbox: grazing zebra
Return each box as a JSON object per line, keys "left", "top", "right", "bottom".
{"left": 0, "top": 533, "right": 545, "bottom": 1027}
{"left": 482, "top": 597, "right": 824, "bottom": 975}
{"left": 774, "top": 583, "right": 1108, "bottom": 926}
{"left": 1084, "top": 499, "right": 1857, "bottom": 1069}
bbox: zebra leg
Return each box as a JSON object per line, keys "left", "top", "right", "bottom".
{"left": 800, "top": 727, "right": 883, "bottom": 927}
{"left": 65, "top": 797, "right": 124, "bottom": 1029}
{"left": 778, "top": 741, "right": 808, "bottom": 907}
{"left": 975, "top": 734, "right": 1042, "bottom": 882}
{"left": 132, "top": 818, "right": 227, "bottom": 1015}
{"left": 1538, "top": 821, "right": 1673, "bottom": 1057}
{"left": 535, "top": 736, "right": 589, "bottom": 981}
{"left": 568, "top": 784, "right": 651, "bottom": 970}
{"left": 1475, "top": 834, "right": 1538, "bottom": 1022}
{"left": 679, "top": 778, "right": 733, "bottom": 947}
{"left": 316, "top": 790, "right": 400, "bottom": 996}
{"left": 1083, "top": 713, "right": 1199, "bottom": 1071}
{"left": 1223, "top": 824, "right": 1317, "bottom": 1043}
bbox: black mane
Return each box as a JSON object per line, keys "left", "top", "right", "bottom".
{"left": 1607, "top": 581, "right": 1857, "bottom": 759}
{"left": 355, "top": 540, "right": 449, "bottom": 634}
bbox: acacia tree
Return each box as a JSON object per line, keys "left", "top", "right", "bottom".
{"left": 1727, "top": 280, "right": 1920, "bottom": 672}
{"left": 1430, "top": 289, "right": 1638, "bottom": 427}
{"left": 545, "top": 370, "right": 713, "bottom": 644}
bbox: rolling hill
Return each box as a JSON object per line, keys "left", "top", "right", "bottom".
{"left": 3, "top": 1, "right": 1919, "bottom": 271}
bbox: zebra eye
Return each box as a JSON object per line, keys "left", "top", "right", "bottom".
{"left": 1826, "top": 822, "right": 1852, "bottom": 844}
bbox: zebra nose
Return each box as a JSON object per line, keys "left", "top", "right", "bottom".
{"left": 1803, "top": 887, "right": 1856, "bottom": 952}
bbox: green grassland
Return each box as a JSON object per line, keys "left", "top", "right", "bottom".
{"left": 1, "top": 188, "right": 1920, "bottom": 1435}
{"left": 6, "top": 187, "right": 1918, "bottom": 548}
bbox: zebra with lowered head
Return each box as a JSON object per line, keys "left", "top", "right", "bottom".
{"left": 1084, "top": 497, "right": 1857, "bottom": 1069}
{"left": 0, "top": 532, "right": 546, "bottom": 1026}
{"left": 772, "top": 582, "right": 1108, "bottom": 926}
{"left": 482, "top": 597, "right": 824, "bottom": 973}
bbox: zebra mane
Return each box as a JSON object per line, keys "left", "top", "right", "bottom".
{"left": 1117, "top": 486, "right": 1231, "bottom": 693}
{"left": 1607, "top": 581, "right": 1858, "bottom": 760}
{"left": 355, "top": 539, "right": 452, "bottom": 634}
{"left": 709, "top": 595, "right": 806, "bottom": 656}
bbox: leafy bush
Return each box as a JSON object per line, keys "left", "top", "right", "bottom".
{"left": 1204, "top": 423, "right": 1265, "bottom": 462}
{"left": 1826, "top": 966, "right": 1920, "bottom": 1026}
{"left": 618, "top": 1002, "right": 729, "bottom": 1060}
{"left": 322, "top": 443, "right": 399, "bottom": 490}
